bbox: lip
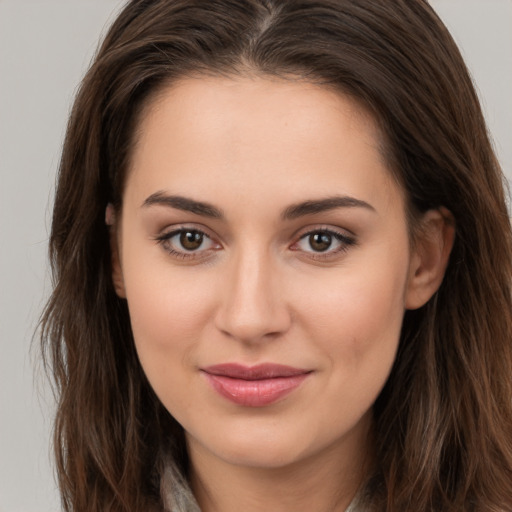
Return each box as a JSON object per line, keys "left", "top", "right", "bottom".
{"left": 201, "top": 363, "right": 311, "bottom": 407}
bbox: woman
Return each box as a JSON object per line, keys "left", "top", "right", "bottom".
{"left": 40, "top": 0, "right": 512, "bottom": 511}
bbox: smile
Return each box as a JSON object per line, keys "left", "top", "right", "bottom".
{"left": 201, "top": 363, "right": 312, "bottom": 407}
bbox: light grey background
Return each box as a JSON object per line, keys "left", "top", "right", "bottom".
{"left": 0, "top": 1, "right": 511, "bottom": 511}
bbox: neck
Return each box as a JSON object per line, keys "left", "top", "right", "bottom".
{"left": 187, "top": 417, "right": 373, "bottom": 512}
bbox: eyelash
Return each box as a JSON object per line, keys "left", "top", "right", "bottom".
{"left": 154, "top": 226, "right": 356, "bottom": 262}
{"left": 154, "top": 226, "right": 218, "bottom": 260}
{"left": 291, "top": 228, "right": 356, "bottom": 260}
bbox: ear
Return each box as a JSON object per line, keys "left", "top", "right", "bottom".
{"left": 405, "top": 207, "right": 455, "bottom": 310}
{"left": 106, "top": 203, "right": 126, "bottom": 298}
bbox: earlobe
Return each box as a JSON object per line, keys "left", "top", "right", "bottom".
{"left": 405, "top": 207, "right": 455, "bottom": 310}
{"left": 106, "top": 203, "right": 127, "bottom": 298}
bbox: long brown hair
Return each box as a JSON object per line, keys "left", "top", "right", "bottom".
{"left": 41, "top": 1, "right": 512, "bottom": 510}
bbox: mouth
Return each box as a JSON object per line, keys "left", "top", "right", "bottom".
{"left": 201, "top": 363, "right": 312, "bottom": 407}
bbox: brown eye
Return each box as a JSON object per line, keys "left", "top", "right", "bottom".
{"left": 292, "top": 229, "right": 356, "bottom": 258}
{"left": 179, "top": 230, "right": 204, "bottom": 251}
{"left": 156, "top": 228, "right": 217, "bottom": 258}
{"left": 308, "top": 232, "right": 332, "bottom": 252}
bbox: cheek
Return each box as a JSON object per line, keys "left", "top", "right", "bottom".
{"left": 292, "top": 253, "right": 408, "bottom": 385}
{"left": 121, "top": 251, "right": 216, "bottom": 375}
{"left": 123, "top": 265, "right": 222, "bottom": 422}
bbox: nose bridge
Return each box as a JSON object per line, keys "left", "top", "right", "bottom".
{"left": 215, "top": 241, "right": 290, "bottom": 343}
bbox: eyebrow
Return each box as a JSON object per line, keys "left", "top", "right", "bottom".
{"left": 142, "top": 192, "right": 375, "bottom": 220}
{"left": 281, "top": 196, "right": 376, "bottom": 220}
{"left": 142, "top": 191, "right": 224, "bottom": 218}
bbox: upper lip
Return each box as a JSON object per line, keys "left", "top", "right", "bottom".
{"left": 202, "top": 363, "right": 311, "bottom": 380}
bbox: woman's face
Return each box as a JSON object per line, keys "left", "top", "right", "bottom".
{"left": 113, "top": 76, "right": 423, "bottom": 471}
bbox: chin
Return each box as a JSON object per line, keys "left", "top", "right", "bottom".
{"left": 216, "top": 441, "right": 309, "bottom": 470}
{"left": 186, "top": 416, "right": 360, "bottom": 472}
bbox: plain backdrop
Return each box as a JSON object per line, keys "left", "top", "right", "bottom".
{"left": 0, "top": 1, "right": 511, "bottom": 511}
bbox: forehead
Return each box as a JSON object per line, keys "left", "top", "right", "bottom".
{"left": 125, "top": 76, "right": 403, "bottom": 217}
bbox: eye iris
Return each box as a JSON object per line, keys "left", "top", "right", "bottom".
{"left": 180, "top": 231, "right": 203, "bottom": 250}
{"left": 309, "top": 232, "right": 332, "bottom": 252}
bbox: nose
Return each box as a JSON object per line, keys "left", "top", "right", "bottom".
{"left": 214, "top": 247, "right": 291, "bottom": 344}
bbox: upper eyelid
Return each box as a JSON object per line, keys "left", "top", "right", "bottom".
{"left": 292, "top": 224, "right": 356, "bottom": 240}
{"left": 293, "top": 228, "right": 356, "bottom": 248}
{"left": 155, "top": 223, "right": 216, "bottom": 240}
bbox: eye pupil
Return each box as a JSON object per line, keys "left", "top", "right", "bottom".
{"left": 309, "top": 232, "right": 332, "bottom": 252}
{"left": 180, "top": 231, "right": 203, "bottom": 250}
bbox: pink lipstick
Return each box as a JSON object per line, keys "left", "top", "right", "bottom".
{"left": 201, "top": 363, "right": 311, "bottom": 407}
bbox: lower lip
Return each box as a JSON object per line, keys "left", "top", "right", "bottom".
{"left": 203, "top": 373, "right": 310, "bottom": 407}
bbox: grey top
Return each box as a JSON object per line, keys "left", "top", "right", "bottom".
{"left": 344, "top": 493, "right": 363, "bottom": 512}
{"left": 160, "top": 459, "right": 365, "bottom": 512}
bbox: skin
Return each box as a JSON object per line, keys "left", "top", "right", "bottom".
{"left": 111, "top": 76, "right": 454, "bottom": 512}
